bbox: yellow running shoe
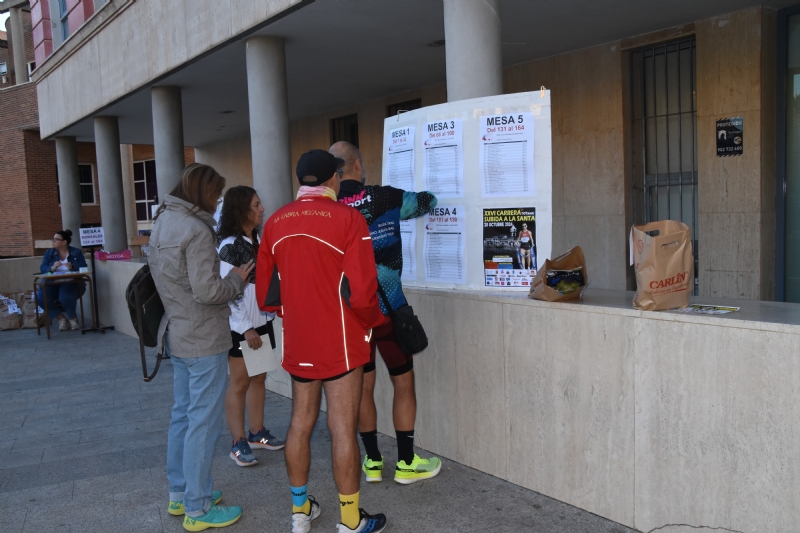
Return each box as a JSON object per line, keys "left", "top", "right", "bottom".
{"left": 394, "top": 454, "right": 442, "bottom": 484}
{"left": 362, "top": 455, "right": 384, "bottom": 483}
{"left": 168, "top": 490, "right": 222, "bottom": 516}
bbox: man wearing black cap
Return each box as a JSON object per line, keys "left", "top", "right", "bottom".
{"left": 256, "top": 149, "right": 387, "bottom": 533}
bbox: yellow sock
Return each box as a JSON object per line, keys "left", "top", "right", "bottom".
{"left": 339, "top": 491, "right": 360, "bottom": 529}
{"left": 292, "top": 499, "right": 311, "bottom": 515}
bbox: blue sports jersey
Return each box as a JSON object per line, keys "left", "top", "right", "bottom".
{"left": 338, "top": 180, "right": 437, "bottom": 314}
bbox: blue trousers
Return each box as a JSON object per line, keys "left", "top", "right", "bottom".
{"left": 36, "top": 282, "right": 86, "bottom": 319}
{"left": 165, "top": 338, "right": 228, "bottom": 517}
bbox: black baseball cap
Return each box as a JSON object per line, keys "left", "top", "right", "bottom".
{"left": 296, "top": 149, "right": 345, "bottom": 186}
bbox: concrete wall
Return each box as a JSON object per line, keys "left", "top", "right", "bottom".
{"left": 93, "top": 257, "right": 146, "bottom": 337}
{"left": 35, "top": 0, "right": 305, "bottom": 138}
{"left": 0, "top": 257, "right": 43, "bottom": 293}
{"left": 368, "top": 287, "right": 800, "bottom": 533}
{"left": 695, "top": 7, "right": 777, "bottom": 301}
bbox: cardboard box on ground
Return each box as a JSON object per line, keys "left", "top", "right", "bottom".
{"left": 0, "top": 291, "right": 44, "bottom": 330}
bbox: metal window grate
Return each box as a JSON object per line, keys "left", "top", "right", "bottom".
{"left": 330, "top": 114, "right": 359, "bottom": 147}
{"left": 630, "top": 38, "right": 699, "bottom": 292}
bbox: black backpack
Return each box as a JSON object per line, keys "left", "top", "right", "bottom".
{"left": 126, "top": 264, "right": 166, "bottom": 381}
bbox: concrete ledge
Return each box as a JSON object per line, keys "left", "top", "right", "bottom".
{"left": 89, "top": 264, "right": 800, "bottom": 532}
{"left": 385, "top": 287, "right": 800, "bottom": 532}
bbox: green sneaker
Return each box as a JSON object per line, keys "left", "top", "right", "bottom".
{"left": 168, "top": 490, "right": 223, "bottom": 516}
{"left": 394, "top": 454, "right": 442, "bottom": 484}
{"left": 362, "top": 454, "right": 384, "bottom": 483}
{"left": 183, "top": 505, "right": 242, "bottom": 531}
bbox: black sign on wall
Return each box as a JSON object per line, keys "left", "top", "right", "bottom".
{"left": 716, "top": 117, "right": 743, "bottom": 157}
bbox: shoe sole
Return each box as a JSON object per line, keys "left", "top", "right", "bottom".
{"left": 394, "top": 461, "right": 442, "bottom": 485}
{"left": 248, "top": 441, "right": 285, "bottom": 450}
{"left": 363, "top": 470, "right": 382, "bottom": 483}
{"left": 183, "top": 513, "right": 241, "bottom": 532}
{"left": 229, "top": 452, "right": 258, "bottom": 467}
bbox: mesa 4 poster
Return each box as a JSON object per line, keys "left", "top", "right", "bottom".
{"left": 483, "top": 207, "right": 536, "bottom": 288}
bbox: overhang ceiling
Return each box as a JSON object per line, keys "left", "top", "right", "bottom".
{"left": 55, "top": 0, "right": 798, "bottom": 146}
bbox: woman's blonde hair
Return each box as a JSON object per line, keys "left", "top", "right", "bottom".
{"left": 155, "top": 163, "right": 225, "bottom": 218}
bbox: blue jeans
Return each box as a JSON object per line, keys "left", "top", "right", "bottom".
{"left": 36, "top": 282, "right": 86, "bottom": 319}
{"left": 166, "top": 339, "right": 228, "bottom": 517}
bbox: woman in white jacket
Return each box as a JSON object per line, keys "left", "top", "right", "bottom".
{"left": 217, "top": 186, "right": 286, "bottom": 467}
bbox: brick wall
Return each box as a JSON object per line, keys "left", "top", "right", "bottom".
{"left": 0, "top": 83, "right": 38, "bottom": 257}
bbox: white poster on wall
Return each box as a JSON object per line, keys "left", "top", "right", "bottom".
{"left": 423, "top": 119, "right": 464, "bottom": 198}
{"left": 400, "top": 220, "right": 417, "bottom": 280}
{"left": 479, "top": 112, "right": 535, "bottom": 197}
{"left": 385, "top": 126, "right": 415, "bottom": 190}
{"left": 423, "top": 205, "right": 466, "bottom": 284}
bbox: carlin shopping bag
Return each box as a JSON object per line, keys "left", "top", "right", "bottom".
{"left": 630, "top": 221, "right": 693, "bottom": 311}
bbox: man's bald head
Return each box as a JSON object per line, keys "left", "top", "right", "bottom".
{"left": 329, "top": 141, "right": 366, "bottom": 184}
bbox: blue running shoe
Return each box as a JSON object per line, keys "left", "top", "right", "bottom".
{"left": 336, "top": 509, "right": 386, "bottom": 533}
{"left": 248, "top": 426, "right": 286, "bottom": 450}
{"left": 229, "top": 438, "right": 258, "bottom": 467}
{"left": 183, "top": 505, "right": 242, "bottom": 531}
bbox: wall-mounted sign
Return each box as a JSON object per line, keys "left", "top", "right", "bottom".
{"left": 716, "top": 117, "right": 743, "bottom": 157}
{"left": 79, "top": 227, "right": 105, "bottom": 247}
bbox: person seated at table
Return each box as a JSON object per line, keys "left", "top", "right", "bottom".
{"left": 37, "top": 229, "right": 88, "bottom": 331}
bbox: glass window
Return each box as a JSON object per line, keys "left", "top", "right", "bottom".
{"left": 630, "top": 38, "right": 698, "bottom": 293}
{"left": 56, "top": 163, "right": 95, "bottom": 205}
{"left": 133, "top": 160, "right": 159, "bottom": 221}
{"left": 387, "top": 98, "right": 422, "bottom": 118}
{"left": 330, "top": 114, "right": 359, "bottom": 147}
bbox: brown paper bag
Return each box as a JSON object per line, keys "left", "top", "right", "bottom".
{"left": 630, "top": 220, "right": 693, "bottom": 310}
{"left": 529, "top": 246, "right": 588, "bottom": 302}
{"left": 21, "top": 300, "right": 43, "bottom": 329}
{"left": 0, "top": 304, "right": 22, "bottom": 331}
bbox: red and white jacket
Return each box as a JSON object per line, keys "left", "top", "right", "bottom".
{"left": 256, "top": 195, "right": 383, "bottom": 380}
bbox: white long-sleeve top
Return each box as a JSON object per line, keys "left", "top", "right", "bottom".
{"left": 218, "top": 235, "right": 274, "bottom": 334}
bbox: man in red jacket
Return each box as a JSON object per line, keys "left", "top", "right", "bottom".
{"left": 256, "top": 149, "right": 387, "bottom": 533}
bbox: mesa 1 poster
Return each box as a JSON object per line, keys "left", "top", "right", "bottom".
{"left": 483, "top": 208, "right": 536, "bottom": 288}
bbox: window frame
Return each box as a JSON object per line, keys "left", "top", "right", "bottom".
{"left": 330, "top": 113, "right": 359, "bottom": 148}
{"left": 133, "top": 159, "right": 159, "bottom": 222}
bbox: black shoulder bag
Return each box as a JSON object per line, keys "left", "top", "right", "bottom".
{"left": 126, "top": 264, "right": 166, "bottom": 381}
{"left": 375, "top": 285, "right": 428, "bottom": 356}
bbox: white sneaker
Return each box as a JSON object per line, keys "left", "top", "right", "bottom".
{"left": 69, "top": 318, "right": 80, "bottom": 330}
{"left": 58, "top": 317, "right": 69, "bottom": 331}
{"left": 291, "top": 496, "right": 320, "bottom": 533}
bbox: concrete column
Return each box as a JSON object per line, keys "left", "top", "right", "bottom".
{"left": 151, "top": 86, "right": 185, "bottom": 201}
{"left": 55, "top": 136, "right": 83, "bottom": 235}
{"left": 93, "top": 116, "right": 128, "bottom": 252}
{"left": 443, "top": 0, "right": 503, "bottom": 102}
{"left": 246, "top": 36, "right": 292, "bottom": 216}
{"left": 9, "top": 7, "right": 27, "bottom": 85}
{"left": 120, "top": 144, "right": 139, "bottom": 254}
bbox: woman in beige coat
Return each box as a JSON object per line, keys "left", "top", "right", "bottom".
{"left": 149, "top": 163, "right": 252, "bottom": 531}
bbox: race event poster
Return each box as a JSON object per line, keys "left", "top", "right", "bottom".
{"left": 482, "top": 207, "right": 536, "bottom": 288}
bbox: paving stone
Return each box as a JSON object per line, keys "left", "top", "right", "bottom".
{"left": 0, "top": 328, "right": 639, "bottom": 533}
{"left": 0, "top": 507, "right": 27, "bottom": 533}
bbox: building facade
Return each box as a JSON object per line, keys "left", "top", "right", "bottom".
{"left": 17, "top": 1, "right": 800, "bottom": 531}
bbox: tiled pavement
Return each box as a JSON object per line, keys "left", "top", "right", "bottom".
{"left": 0, "top": 327, "right": 639, "bottom": 533}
